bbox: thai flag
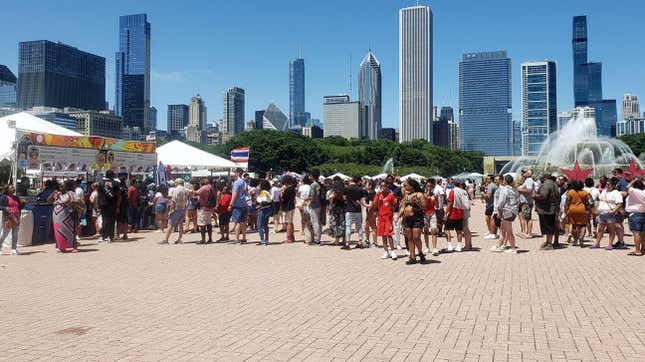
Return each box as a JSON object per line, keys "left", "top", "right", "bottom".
{"left": 230, "top": 147, "right": 250, "bottom": 163}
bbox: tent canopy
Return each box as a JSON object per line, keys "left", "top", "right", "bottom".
{"left": 400, "top": 173, "right": 426, "bottom": 181}
{"left": 156, "top": 140, "right": 239, "bottom": 170}
{"left": 372, "top": 173, "right": 388, "bottom": 180}
{"left": 0, "top": 112, "right": 83, "bottom": 160}
{"left": 452, "top": 172, "right": 484, "bottom": 180}
{"left": 327, "top": 172, "right": 350, "bottom": 180}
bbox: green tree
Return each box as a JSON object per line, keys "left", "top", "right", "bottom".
{"left": 619, "top": 134, "right": 645, "bottom": 157}
{"left": 176, "top": 130, "right": 484, "bottom": 176}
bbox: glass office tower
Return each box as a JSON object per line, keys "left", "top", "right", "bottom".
{"left": 571, "top": 15, "right": 617, "bottom": 137}
{"left": 289, "top": 58, "right": 305, "bottom": 128}
{"left": 115, "top": 14, "right": 151, "bottom": 130}
{"left": 224, "top": 87, "right": 245, "bottom": 136}
{"left": 459, "top": 51, "right": 512, "bottom": 156}
{"left": 18, "top": 41, "right": 105, "bottom": 110}
{"left": 521, "top": 61, "right": 557, "bottom": 156}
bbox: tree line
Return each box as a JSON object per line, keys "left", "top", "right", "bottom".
{"left": 163, "top": 130, "right": 485, "bottom": 177}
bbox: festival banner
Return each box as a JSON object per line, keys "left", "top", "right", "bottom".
{"left": 16, "top": 131, "right": 157, "bottom": 173}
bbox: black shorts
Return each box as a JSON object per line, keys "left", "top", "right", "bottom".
{"left": 435, "top": 209, "right": 445, "bottom": 224}
{"left": 538, "top": 213, "right": 556, "bottom": 235}
{"left": 218, "top": 212, "right": 231, "bottom": 226}
{"left": 404, "top": 213, "right": 424, "bottom": 229}
{"left": 444, "top": 218, "right": 463, "bottom": 231}
{"left": 485, "top": 204, "right": 494, "bottom": 216}
{"left": 493, "top": 214, "right": 501, "bottom": 228}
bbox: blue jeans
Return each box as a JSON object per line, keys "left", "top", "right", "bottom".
{"left": 628, "top": 212, "right": 645, "bottom": 232}
{"left": 0, "top": 225, "right": 18, "bottom": 250}
{"left": 127, "top": 206, "right": 139, "bottom": 226}
{"left": 345, "top": 212, "right": 363, "bottom": 242}
{"left": 257, "top": 207, "right": 271, "bottom": 243}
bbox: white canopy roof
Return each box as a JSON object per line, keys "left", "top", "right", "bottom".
{"left": 400, "top": 173, "right": 426, "bottom": 181}
{"left": 327, "top": 172, "right": 350, "bottom": 180}
{"left": 156, "top": 140, "right": 239, "bottom": 170}
{"left": 0, "top": 112, "right": 83, "bottom": 160}
{"left": 452, "top": 172, "right": 485, "bottom": 180}
{"left": 372, "top": 173, "right": 388, "bottom": 180}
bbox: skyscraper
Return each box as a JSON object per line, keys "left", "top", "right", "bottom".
{"left": 323, "top": 95, "right": 361, "bottom": 139}
{"left": 0, "top": 65, "right": 17, "bottom": 107}
{"left": 17, "top": 41, "right": 105, "bottom": 110}
{"left": 399, "top": 5, "right": 432, "bottom": 143}
{"left": 149, "top": 106, "right": 157, "bottom": 130}
{"left": 439, "top": 106, "right": 454, "bottom": 122}
{"left": 115, "top": 14, "right": 151, "bottom": 130}
{"left": 432, "top": 118, "right": 450, "bottom": 147}
{"left": 521, "top": 61, "right": 557, "bottom": 156}
{"left": 167, "top": 104, "right": 189, "bottom": 137}
{"left": 622, "top": 93, "right": 640, "bottom": 119}
{"left": 433, "top": 106, "right": 454, "bottom": 148}
{"left": 186, "top": 95, "right": 207, "bottom": 144}
{"left": 254, "top": 110, "right": 265, "bottom": 130}
{"left": 459, "top": 51, "right": 512, "bottom": 156}
{"left": 223, "top": 87, "right": 245, "bottom": 136}
{"left": 289, "top": 58, "right": 305, "bottom": 128}
{"left": 358, "top": 50, "right": 382, "bottom": 139}
{"left": 262, "top": 103, "right": 289, "bottom": 131}
{"left": 571, "top": 15, "right": 617, "bottom": 137}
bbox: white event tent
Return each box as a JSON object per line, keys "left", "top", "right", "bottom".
{"left": 0, "top": 112, "right": 83, "bottom": 161}
{"left": 327, "top": 172, "right": 350, "bottom": 180}
{"left": 156, "top": 140, "right": 240, "bottom": 170}
{"left": 400, "top": 173, "right": 426, "bottom": 181}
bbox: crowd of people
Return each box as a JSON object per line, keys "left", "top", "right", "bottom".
{"left": 480, "top": 167, "right": 645, "bottom": 256}
{"left": 1, "top": 166, "right": 644, "bottom": 260}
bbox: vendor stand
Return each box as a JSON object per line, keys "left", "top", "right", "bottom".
{"left": 10, "top": 129, "right": 156, "bottom": 245}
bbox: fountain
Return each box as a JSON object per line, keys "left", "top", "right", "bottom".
{"left": 501, "top": 111, "right": 642, "bottom": 177}
{"left": 382, "top": 158, "right": 394, "bottom": 175}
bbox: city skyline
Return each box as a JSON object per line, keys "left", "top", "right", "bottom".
{"left": 1, "top": 0, "right": 643, "bottom": 133}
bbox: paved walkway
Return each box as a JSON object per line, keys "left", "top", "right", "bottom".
{"left": 1, "top": 203, "right": 644, "bottom": 361}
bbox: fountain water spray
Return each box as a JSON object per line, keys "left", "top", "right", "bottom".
{"left": 382, "top": 158, "right": 394, "bottom": 175}
{"left": 501, "top": 111, "right": 642, "bottom": 177}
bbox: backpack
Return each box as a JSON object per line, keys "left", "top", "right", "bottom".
{"left": 100, "top": 179, "right": 116, "bottom": 206}
{"left": 206, "top": 186, "right": 216, "bottom": 208}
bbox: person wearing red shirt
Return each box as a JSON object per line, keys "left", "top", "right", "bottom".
{"left": 127, "top": 179, "right": 139, "bottom": 233}
{"left": 444, "top": 182, "right": 465, "bottom": 252}
{"left": 216, "top": 185, "right": 232, "bottom": 241}
{"left": 423, "top": 181, "right": 440, "bottom": 256}
{"left": 375, "top": 182, "right": 397, "bottom": 260}
{"left": 196, "top": 177, "right": 216, "bottom": 244}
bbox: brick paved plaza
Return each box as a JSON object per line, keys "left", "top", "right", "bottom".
{"left": 1, "top": 202, "right": 644, "bottom": 361}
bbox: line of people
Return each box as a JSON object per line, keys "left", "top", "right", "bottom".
{"left": 480, "top": 167, "right": 645, "bottom": 256}
{"left": 3, "top": 166, "right": 643, "bottom": 259}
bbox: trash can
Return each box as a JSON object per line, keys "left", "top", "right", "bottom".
{"left": 28, "top": 204, "right": 53, "bottom": 244}
{"left": 17, "top": 209, "right": 33, "bottom": 247}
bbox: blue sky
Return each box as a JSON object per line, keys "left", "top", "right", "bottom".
{"left": 2, "top": 0, "right": 644, "bottom": 130}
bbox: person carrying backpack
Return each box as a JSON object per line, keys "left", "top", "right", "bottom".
{"left": 98, "top": 170, "right": 120, "bottom": 243}
{"left": 196, "top": 177, "right": 217, "bottom": 244}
